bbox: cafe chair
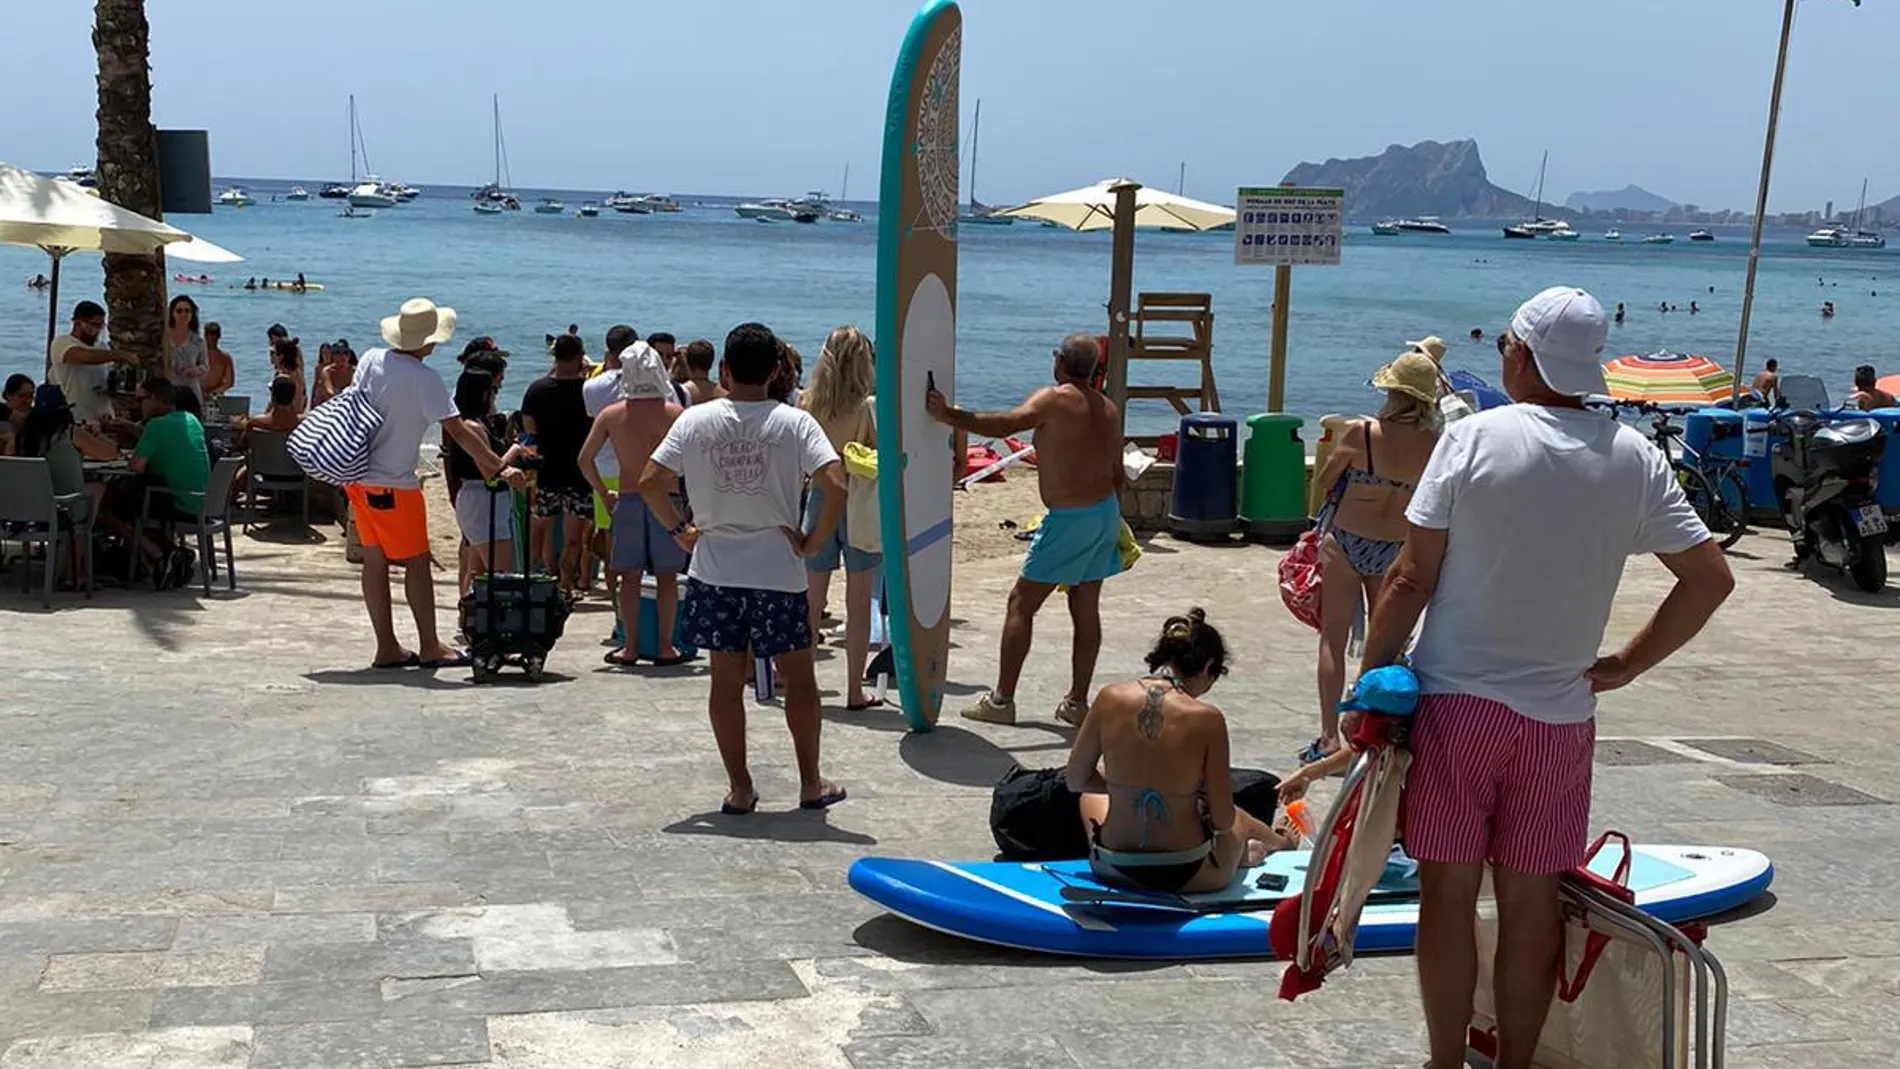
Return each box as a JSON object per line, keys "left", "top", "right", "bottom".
{"left": 194, "top": 456, "right": 242, "bottom": 594}
{"left": 245, "top": 427, "right": 311, "bottom": 532}
{"left": 218, "top": 394, "right": 252, "bottom": 420}
{"left": 0, "top": 457, "right": 95, "bottom": 608}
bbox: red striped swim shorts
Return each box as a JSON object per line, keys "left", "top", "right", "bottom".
{"left": 1401, "top": 694, "right": 1596, "bottom": 875}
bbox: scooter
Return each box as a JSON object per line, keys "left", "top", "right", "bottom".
{"left": 1769, "top": 410, "right": 1889, "bottom": 592}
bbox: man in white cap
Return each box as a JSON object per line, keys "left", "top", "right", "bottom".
{"left": 579, "top": 342, "right": 690, "bottom": 669}
{"left": 1352, "top": 286, "right": 1734, "bottom": 1069}
{"left": 352, "top": 298, "right": 524, "bottom": 670}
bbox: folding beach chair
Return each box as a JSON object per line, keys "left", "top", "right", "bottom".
{"left": 1271, "top": 664, "right": 1419, "bottom": 998}
{"left": 1466, "top": 832, "right": 1730, "bottom": 1069}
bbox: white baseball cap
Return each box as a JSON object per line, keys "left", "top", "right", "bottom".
{"left": 1510, "top": 286, "right": 1609, "bottom": 397}
{"left": 617, "top": 341, "right": 673, "bottom": 401}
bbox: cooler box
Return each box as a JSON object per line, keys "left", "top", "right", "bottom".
{"left": 1167, "top": 414, "right": 1238, "bottom": 539}
{"left": 1863, "top": 408, "right": 1900, "bottom": 519}
{"left": 1239, "top": 412, "right": 1308, "bottom": 544}
{"left": 634, "top": 577, "right": 697, "bottom": 660}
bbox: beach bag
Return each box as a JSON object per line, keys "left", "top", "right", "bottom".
{"left": 286, "top": 385, "right": 382, "bottom": 485}
{"left": 846, "top": 396, "right": 882, "bottom": 554}
{"left": 1279, "top": 474, "right": 1348, "bottom": 630}
{"left": 1469, "top": 833, "right": 1698, "bottom": 1069}
{"left": 990, "top": 764, "right": 1282, "bottom": 863}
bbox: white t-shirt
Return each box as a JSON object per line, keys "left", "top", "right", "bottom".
{"left": 49, "top": 335, "right": 111, "bottom": 424}
{"left": 649, "top": 398, "right": 840, "bottom": 592}
{"left": 1405, "top": 405, "right": 1709, "bottom": 725}
{"left": 582, "top": 368, "right": 623, "bottom": 479}
{"left": 354, "top": 347, "right": 456, "bottom": 489}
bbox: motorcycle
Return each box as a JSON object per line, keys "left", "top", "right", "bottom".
{"left": 1769, "top": 411, "right": 1889, "bottom": 592}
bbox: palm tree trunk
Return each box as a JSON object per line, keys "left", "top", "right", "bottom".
{"left": 93, "top": 0, "right": 163, "bottom": 375}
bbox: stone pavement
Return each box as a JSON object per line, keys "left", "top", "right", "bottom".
{"left": 2, "top": 523, "right": 1897, "bottom": 1068}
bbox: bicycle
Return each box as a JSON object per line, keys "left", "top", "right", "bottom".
{"left": 1636, "top": 403, "right": 1752, "bottom": 549}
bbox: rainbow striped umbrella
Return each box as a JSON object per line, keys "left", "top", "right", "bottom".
{"left": 1602, "top": 352, "right": 1736, "bottom": 405}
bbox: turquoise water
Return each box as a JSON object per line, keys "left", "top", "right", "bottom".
{"left": 5, "top": 180, "right": 1897, "bottom": 433}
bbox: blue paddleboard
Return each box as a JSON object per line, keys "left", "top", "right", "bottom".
{"left": 875, "top": 0, "right": 962, "bottom": 732}
{"left": 848, "top": 845, "right": 1773, "bottom": 960}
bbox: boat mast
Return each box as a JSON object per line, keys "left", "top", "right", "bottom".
{"left": 841, "top": 162, "right": 849, "bottom": 201}
{"left": 1532, "top": 150, "right": 1547, "bottom": 222}
{"left": 492, "top": 95, "right": 501, "bottom": 188}
{"left": 969, "top": 99, "right": 981, "bottom": 213}
{"left": 1854, "top": 177, "right": 1868, "bottom": 231}
{"left": 355, "top": 101, "right": 374, "bottom": 178}
{"left": 1177, "top": 162, "right": 1186, "bottom": 196}
{"left": 348, "top": 95, "right": 357, "bottom": 183}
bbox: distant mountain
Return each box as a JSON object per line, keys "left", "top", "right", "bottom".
{"left": 1565, "top": 185, "right": 1678, "bottom": 213}
{"left": 1873, "top": 190, "right": 1900, "bottom": 220}
{"left": 1280, "top": 139, "right": 1535, "bottom": 220}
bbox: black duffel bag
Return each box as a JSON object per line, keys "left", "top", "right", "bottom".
{"left": 989, "top": 763, "right": 1282, "bottom": 863}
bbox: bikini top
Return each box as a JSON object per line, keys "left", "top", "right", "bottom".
{"left": 1341, "top": 420, "right": 1417, "bottom": 493}
{"left": 1102, "top": 675, "right": 1213, "bottom": 848}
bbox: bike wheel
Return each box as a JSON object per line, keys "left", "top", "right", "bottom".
{"left": 1673, "top": 463, "right": 1726, "bottom": 542}
{"left": 1710, "top": 469, "right": 1750, "bottom": 549}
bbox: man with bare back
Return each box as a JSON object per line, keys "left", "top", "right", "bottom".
{"left": 580, "top": 343, "right": 690, "bottom": 668}
{"left": 926, "top": 332, "right": 1124, "bottom": 726}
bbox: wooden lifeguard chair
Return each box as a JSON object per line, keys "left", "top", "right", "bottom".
{"left": 1121, "top": 292, "right": 1219, "bottom": 446}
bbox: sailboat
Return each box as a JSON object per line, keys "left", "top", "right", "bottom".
{"left": 344, "top": 97, "right": 399, "bottom": 208}
{"left": 960, "top": 99, "right": 1013, "bottom": 226}
{"left": 828, "top": 163, "right": 862, "bottom": 222}
{"left": 472, "top": 95, "right": 520, "bottom": 212}
{"left": 1502, "top": 151, "right": 1570, "bottom": 239}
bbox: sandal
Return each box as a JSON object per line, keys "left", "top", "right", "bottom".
{"left": 798, "top": 785, "right": 849, "bottom": 811}
{"left": 720, "top": 792, "right": 760, "bottom": 816}
{"left": 648, "top": 651, "right": 694, "bottom": 667}
{"left": 371, "top": 653, "right": 420, "bottom": 670}
{"left": 1295, "top": 738, "right": 1336, "bottom": 766}
{"left": 845, "top": 696, "right": 884, "bottom": 712}
{"left": 419, "top": 651, "right": 472, "bottom": 670}
{"left": 602, "top": 651, "right": 639, "bottom": 668}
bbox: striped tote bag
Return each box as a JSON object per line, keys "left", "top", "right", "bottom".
{"left": 286, "top": 386, "right": 383, "bottom": 485}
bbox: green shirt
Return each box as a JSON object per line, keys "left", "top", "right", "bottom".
{"left": 134, "top": 410, "right": 209, "bottom": 516}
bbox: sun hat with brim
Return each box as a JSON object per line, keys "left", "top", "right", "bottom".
{"left": 1372, "top": 351, "right": 1442, "bottom": 406}
{"left": 1510, "top": 286, "right": 1609, "bottom": 397}
{"left": 380, "top": 298, "right": 457, "bottom": 351}
{"left": 1404, "top": 335, "right": 1448, "bottom": 365}
{"left": 31, "top": 383, "right": 72, "bottom": 412}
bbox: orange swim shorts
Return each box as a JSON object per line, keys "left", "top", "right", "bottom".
{"left": 346, "top": 484, "right": 431, "bottom": 562}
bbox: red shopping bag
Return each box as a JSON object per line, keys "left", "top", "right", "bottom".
{"left": 1278, "top": 480, "right": 1345, "bottom": 630}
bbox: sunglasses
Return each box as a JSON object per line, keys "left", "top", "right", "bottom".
{"left": 1496, "top": 332, "right": 1520, "bottom": 356}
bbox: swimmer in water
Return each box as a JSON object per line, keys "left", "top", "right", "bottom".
{"left": 1615, "top": 302, "right": 1626, "bottom": 324}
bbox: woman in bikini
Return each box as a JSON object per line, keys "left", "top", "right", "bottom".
{"left": 1303, "top": 350, "right": 1442, "bottom": 763}
{"left": 1065, "top": 609, "right": 1297, "bottom": 894}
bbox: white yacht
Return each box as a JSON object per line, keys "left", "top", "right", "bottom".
{"left": 787, "top": 191, "right": 831, "bottom": 219}
{"left": 473, "top": 201, "right": 504, "bottom": 216}
{"left": 735, "top": 200, "right": 800, "bottom": 223}
{"left": 387, "top": 182, "right": 420, "bottom": 201}
{"left": 1688, "top": 229, "right": 1715, "bottom": 242}
{"left": 284, "top": 186, "right": 310, "bottom": 201}
{"left": 577, "top": 202, "right": 601, "bottom": 218}
{"left": 1810, "top": 180, "right": 1888, "bottom": 248}
{"left": 635, "top": 193, "right": 679, "bottom": 213}
{"left": 1643, "top": 233, "right": 1675, "bottom": 245}
{"left": 1502, "top": 152, "right": 1570, "bottom": 239}
{"left": 1395, "top": 216, "right": 1452, "bottom": 234}
{"left": 346, "top": 177, "right": 398, "bottom": 208}
{"left": 1544, "top": 226, "right": 1580, "bottom": 241}
{"left": 216, "top": 187, "right": 255, "bottom": 207}
{"left": 1604, "top": 229, "right": 1623, "bottom": 241}
{"left": 534, "top": 198, "right": 565, "bottom": 214}
{"left": 1371, "top": 220, "right": 1402, "bottom": 235}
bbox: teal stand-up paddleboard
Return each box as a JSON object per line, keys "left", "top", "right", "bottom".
{"left": 875, "top": 0, "right": 961, "bottom": 732}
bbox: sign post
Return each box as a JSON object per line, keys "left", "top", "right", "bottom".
{"left": 1233, "top": 186, "right": 1342, "bottom": 412}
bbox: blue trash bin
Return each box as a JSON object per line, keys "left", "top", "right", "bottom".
{"left": 1863, "top": 408, "right": 1900, "bottom": 519}
{"left": 1168, "top": 413, "right": 1239, "bottom": 540}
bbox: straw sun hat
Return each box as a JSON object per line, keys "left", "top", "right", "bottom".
{"left": 1404, "top": 335, "right": 1448, "bottom": 364}
{"left": 380, "top": 298, "right": 457, "bottom": 351}
{"left": 1372, "top": 350, "right": 1442, "bottom": 405}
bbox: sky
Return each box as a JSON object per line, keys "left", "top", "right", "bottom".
{"left": 5, "top": 0, "right": 1897, "bottom": 211}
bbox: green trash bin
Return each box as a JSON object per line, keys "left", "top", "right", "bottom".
{"left": 1239, "top": 412, "right": 1308, "bottom": 544}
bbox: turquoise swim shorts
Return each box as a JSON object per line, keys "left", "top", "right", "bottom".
{"left": 1022, "top": 495, "right": 1123, "bottom": 587}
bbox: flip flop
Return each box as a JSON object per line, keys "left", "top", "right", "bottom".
{"left": 845, "top": 696, "right": 884, "bottom": 711}
{"left": 648, "top": 652, "right": 694, "bottom": 667}
{"left": 798, "top": 786, "right": 849, "bottom": 811}
{"left": 720, "top": 792, "right": 759, "bottom": 816}
{"left": 371, "top": 653, "right": 420, "bottom": 669}
{"left": 1295, "top": 739, "right": 1335, "bottom": 766}
{"left": 419, "top": 651, "right": 472, "bottom": 670}
{"left": 602, "top": 651, "right": 640, "bottom": 668}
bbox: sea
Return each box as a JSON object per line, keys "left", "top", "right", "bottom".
{"left": 4, "top": 180, "right": 1897, "bottom": 434}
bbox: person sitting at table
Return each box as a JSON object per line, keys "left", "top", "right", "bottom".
{"left": 200, "top": 322, "right": 235, "bottom": 398}
{"left": 271, "top": 337, "right": 308, "bottom": 414}
{"left": 19, "top": 383, "right": 115, "bottom": 525}
{"left": 101, "top": 378, "right": 209, "bottom": 589}
{"left": 3, "top": 374, "right": 33, "bottom": 454}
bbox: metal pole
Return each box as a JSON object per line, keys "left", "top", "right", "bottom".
{"left": 1732, "top": 0, "right": 1797, "bottom": 405}
{"left": 1268, "top": 265, "right": 1292, "bottom": 412}
{"left": 1105, "top": 180, "right": 1139, "bottom": 439}
{"left": 43, "top": 249, "right": 65, "bottom": 375}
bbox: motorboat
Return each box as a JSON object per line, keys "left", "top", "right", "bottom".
{"left": 1643, "top": 233, "right": 1675, "bottom": 245}
{"left": 828, "top": 206, "right": 862, "bottom": 222}
{"left": 284, "top": 186, "right": 310, "bottom": 201}
{"left": 1604, "top": 230, "right": 1622, "bottom": 241}
{"left": 1810, "top": 181, "right": 1888, "bottom": 249}
{"left": 62, "top": 166, "right": 97, "bottom": 188}
{"left": 346, "top": 178, "right": 398, "bottom": 208}
{"left": 636, "top": 193, "right": 680, "bottom": 213}
{"left": 1545, "top": 226, "right": 1580, "bottom": 241}
{"left": 1371, "top": 220, "right": 1402, "bottom": 235}
{"left": 1689, "top": 230, "right": 1715, "bottom": 242}
{"left": 1395, "top": 216, "right": 1452, "bottom": 234}
{"left": 534, "top": 198, "right": 566, "bottom": 214}
{"left": 576, "top": 202, "right": 601, "bottom": 218}
{"left": 337, "top": 204, "right": 373, "bottom": 219}
{"left": 1502, "top": 224, "right": 1537, "bottom": 240}
{"left": 318, "top": 183, "right": 351, "bottom": 199}
{"left": 607, "top": 192, "right": 647, "bottom": 214}
{"left": 472, "top": 201, "right": 504, "bottom": 216}
{"left": 387, "top": 182, "right": 420, "bottom": 201}
{"left": 735, "top": 200, "right": 798, "bottom": 223}
{"left": 1848, "top": 231, "right": 1887, "bottom": 249}
{"left": 216, "top": 187, "right": 255, "bottom": 207}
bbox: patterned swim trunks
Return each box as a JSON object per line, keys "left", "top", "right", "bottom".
{"left": 533, "top": 485, "right": 593, "bottom": 520}
{"left": 680, "top": 579, "right": 813, "bottom": 659}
